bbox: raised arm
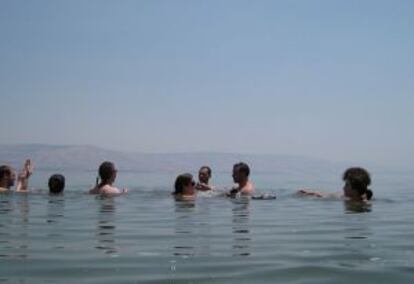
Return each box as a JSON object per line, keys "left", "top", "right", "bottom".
{"left": 16, "top": 159, "right": 33, "bottom": 192}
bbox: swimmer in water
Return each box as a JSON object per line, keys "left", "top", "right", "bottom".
{"left": 195, "top": 166, "right": 215, "bottom": 191}
{"left": 0, "top": 159, "right": 33, "bottom": 193}
{"left": 227, "top": 162, "right": 255, "bottom": 197}
{"left": 173, "top": 173, "right": 196, "bottom": 200}
{"left": 48, "top": 174, "right": 65, "bottom": 194}
{"left": 342, "top": 167, "right": 373, "bottom": 201}
{"left": 297, "top": 167, "right": 373, "bottom": 202}
{"left": 89, "top": 161, "right": 127, "bottom": 196}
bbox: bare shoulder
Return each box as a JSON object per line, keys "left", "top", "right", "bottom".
{"left": 101, "top": 185, "right": 123, "bottom": 195}
{"left": 0, "top": 187, "right": 10, "bottom": 193}
{"left": 241, "top": 182, "right": 255, "bottom": 195}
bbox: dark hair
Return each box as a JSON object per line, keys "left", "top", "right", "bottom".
{"left": 174, "top": 173, "right": 193, "bottom": 195}
{"left": 0, "top": 165, "right": 12, "bottom": 180}
{"left": 48, "top": 174, "right": 65, "bottom": 194}
{"left": 233, "top": 162, "right": 250, "bottom": 177}
{"left": 343, "top": 167, "right": 373, "bottom": 200}
{"left": 98, "top": 161, "right": 116, "bottom": 182}
{"left": 199, "top": 166, "right": 212, "bottom": 177}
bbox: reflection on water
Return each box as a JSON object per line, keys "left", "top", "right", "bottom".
{"left": 16, "top": 193, "right": 30, "bottom": 223}
{"left": 0, "top": 194, "right": 31, "bottom": 259}
{"left": 46, "top": 195, "right": 66, "bottom": 250}
{"left": 342, "top": 201, "right": 373, "bottom": 253}
{"left": 47, "top": 195, "right": 65, "bottom": 223}
{"left": 0, "top": 180, "right": 412, "bottom": 284}
{"left": 0, "top": 195, "right": 13, "bottom": 259}
{"left": 338, "top": 208, "right": 378, "bottom": 270}
{"left": 13, "top": 194, "right": 30, "bottom": 259}
{"left": 231, "top": 198, "right": 251, "bottom": 257}
{"left": 0, "top": 195, "right": 13, "bottom": 214}
{"left": 96, "top": 197, "right": 118, "bottom": 255}
{"left": 173, "top": 200, "right": 196, "bottom": 257}
{"left": 198, "top": 200, "right": 213, "bottom": 257}
{"left": 344, "top": 200, "right": 372, "bottom": 214}
{"left": 172, "top": 197, "right": 252, "bottom": 258}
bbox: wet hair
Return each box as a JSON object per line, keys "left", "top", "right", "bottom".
{"left": 343, "top": 167, "right": 373, "bottom": 200}
{"left": 48, "top": 174, "right": 65, "bottom": 194}
{"left": 0, "top": 165, "right": 12, "bottom": 180}
{"left": 233, "top": 162, "right": 250, "bottom": 177}
{"left": 174, "top": 173, "right": 194, "bottom": 195}
{"left": 98, "top": 161, "right": 116, "bottom": 182}
{"left": 199, "top": 166, "right": 212, "bottom": 177}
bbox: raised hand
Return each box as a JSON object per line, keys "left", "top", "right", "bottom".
{"left": 23, "top": 159, "right": 34, "bottom": 178}
{"left": 16, "top": 159, "right": 33, "bottom": 192}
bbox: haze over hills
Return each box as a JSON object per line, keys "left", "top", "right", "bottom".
{"left": 0, "top": 144, "right": 353, "bottom": 176}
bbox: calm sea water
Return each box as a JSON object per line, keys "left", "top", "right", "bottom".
{"left": 0, "top": 170, "right": 413, "bottom": 283}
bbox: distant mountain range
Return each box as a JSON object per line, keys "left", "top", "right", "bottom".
{"left": 0, "top": 144, "right": 347, "bottom": 175}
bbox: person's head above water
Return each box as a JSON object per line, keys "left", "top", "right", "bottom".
{"left": 342, "top": 167, "right": 373, "bottom": 201}
{"left": 174, "top": 173, "right": 196, "bottom": 196}
{"left": 232, "top": 162, "right": 250, "bottom": 184}
{"left": 0, "top": 165, "right": 16, "bottom": 189}
{"left": 48, "top": 174, "right": 65, "bottom": 194}
{"left": 198, "top": 166, "right": 212, "bottom": 184}
{"left": 98, "top": 161, "right": 117, "bottom": 185}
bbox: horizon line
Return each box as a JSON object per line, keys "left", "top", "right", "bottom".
{"left": 0, "top": 142, "right": 340, "bottom": 161}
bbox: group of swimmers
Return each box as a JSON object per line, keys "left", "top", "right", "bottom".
{"left": 173, "top": 162, "right": 255, "bottom": 199}
{"left": 173, "top": 163, "right": 373, "bottom": 202}
{"left": 0, "top": 160, "right": 125, "bottom": 196}
{"left": 0, "top": 159, "right": 373, "bottom": 202}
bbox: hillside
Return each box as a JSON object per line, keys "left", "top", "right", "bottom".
{"left": 0, "top": 144, "right": 346, "bottom": 175}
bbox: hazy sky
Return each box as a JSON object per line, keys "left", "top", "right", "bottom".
{"left": 1, "top": 0, "right": 413, "bottom": 167}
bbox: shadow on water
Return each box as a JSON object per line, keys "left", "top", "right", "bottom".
{"left": 231, "top": 198, "right": 251, "bottom": 257}
{"left": 95, "top": 197, "right": 118, "bottom": 255}
{"left": 173, "top": 199, "right": 196, "bottom": 257}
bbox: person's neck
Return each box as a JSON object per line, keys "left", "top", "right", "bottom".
{"left": 346, "top": 189, "right": 364, "bottom": 201}
{"left": 238, "top": 179, "right": 248, "bottom": 189}
{"left": 99, "top": 180, "right": 113, "bottom": 187}
{"left": 183, "top": 188, "right": 195, "bottom": 195}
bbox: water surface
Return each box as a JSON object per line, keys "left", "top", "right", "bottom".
{"left": 0, "top": 171, "right": 413, "bottom": 283}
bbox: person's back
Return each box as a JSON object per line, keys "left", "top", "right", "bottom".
{"left": 90, "top": 184, "right": 123, "bottom": 195}
{"left": 89, "top": 161, "right": 127, "bottom": 196}
{"left": 240, "top": 181, "right": 255, "bottom": 195}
